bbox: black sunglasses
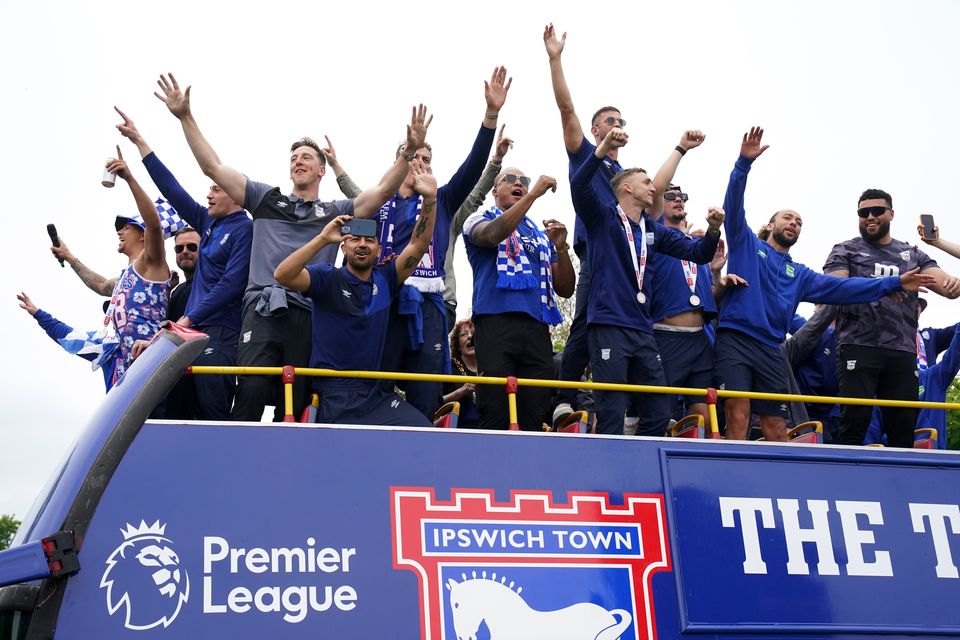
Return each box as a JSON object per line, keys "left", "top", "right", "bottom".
{"left": 600, "top": 116, "right": 627, "bottom": 127}
{"left": 500, "top": 174, "right": 531, "bottom": 187}
{"left": 857, "top": 206, "right": 891, "bottom": 218}
{"left": 175, "top": 242, "right": 198, "bottom": 254}
{"left": 664, "top": 192, "right": 689, "bottom": 202}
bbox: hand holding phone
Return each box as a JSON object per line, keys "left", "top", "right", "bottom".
{"left": 920, "top": 214, "right": 937, "bottom": 241}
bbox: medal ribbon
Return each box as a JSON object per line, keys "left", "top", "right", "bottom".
{"left": 616, "top": 205, "right": 646, "bottom": 300}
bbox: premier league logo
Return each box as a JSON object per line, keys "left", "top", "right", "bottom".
{"left": 392, "top": 488, "right": 671, "bottom": 640}
{"left": 99, "top": 519, "right": 190, "bottom": 630}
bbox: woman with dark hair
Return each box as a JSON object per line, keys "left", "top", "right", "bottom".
{"left": 442, "top": 319, "right": 480, "bottom": 428}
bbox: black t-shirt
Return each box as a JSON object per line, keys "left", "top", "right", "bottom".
{"left": 167, "top": 278, "right": 194, "bottom": 322}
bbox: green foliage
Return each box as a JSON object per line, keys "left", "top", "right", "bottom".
{"left": 551, "top": 252, "right": 578, "bottom": 352}
{"left": 946, "top": 378, "right": 960, "bottom": 450}
{"left": 0, "top": 514, "right": 20, "bottom": 551}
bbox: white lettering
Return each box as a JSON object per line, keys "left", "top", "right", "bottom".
{"left": 836, "top": 501, "right": 892, "bottom": 576}
{"left": 777, "top": 499, "right": 839, "bottom": 576}
{"left": 910, "top": 503, "right": 960, "bottom": 579}
{"left": 203, "top": 575, "right": 226, "bottom": 613}
{"left": 204, "top": 536, "right": 229, "bottom": 573}
{"left": 228, "top": 586, "right": 253, "bottom": 613}
{"left": 720, "top": 497, "right": 776, "bottom": 574}
{"left": 245, "top": 548, "right": 270, "bottom": 574}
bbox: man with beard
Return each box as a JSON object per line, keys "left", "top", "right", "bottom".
{"left": 274, "top": 161, "right": 438, "bottom": 427}
{"left": 167, "top": 228, "right": 200, "bottom": 323}
{"left": 717, "top": 127, "right": 936, "bottom": 442}
{"left": 824, "top": 189, "right": 960, "bottom": 447}
{"left": 462, "top": 167, "right": 574, "bottom": 431}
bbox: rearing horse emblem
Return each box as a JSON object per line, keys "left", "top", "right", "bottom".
{"left": 392, "top": 488, "right": 671, "bottom": 640}
{"left": 446, "top": 570, "right": 633, "bottom": 640}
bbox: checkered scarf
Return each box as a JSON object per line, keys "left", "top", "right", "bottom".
{"left": 118, "top": 198, "right": 188, "bottom": 239}
{"left": 55, "top": 326, "right": 120, "bottom": 372}
{"left": 489, "top": 206, "right": 562, "bottom": 326}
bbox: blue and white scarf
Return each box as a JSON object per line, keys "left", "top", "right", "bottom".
{"left": 489, "top": 206, "right": 562, "bottom": 326}
{"left": 377, "top": 195, "right": 443, "bottom": 293}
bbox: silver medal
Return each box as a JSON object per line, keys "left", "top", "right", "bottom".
{"left": 637, "top": 291, "right": 646, "bottom": 304}
{"left": 689, "top": 294, "right": 701, "bottom": 307}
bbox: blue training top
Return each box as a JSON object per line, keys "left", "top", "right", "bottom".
{"left": 306, "top": 262, "right": 398, "bottom": 386}
{"left": 649, "top": 246, "right": 718, "bottom": 323}
{"left": 570, "top": 153, "right": 719, "bottom": 333}
{"left": 718, "top": 155, "right": 902, "bottom": 348}
{"left": 567, "top": 135, "right": 622, "bottom": 249}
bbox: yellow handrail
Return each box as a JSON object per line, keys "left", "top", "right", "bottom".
{"left": 188, "top": 365, "right": 960, "bottom": 434}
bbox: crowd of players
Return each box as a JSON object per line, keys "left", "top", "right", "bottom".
{"left": 18, "top": 25, "right": 960, "bottom": 449}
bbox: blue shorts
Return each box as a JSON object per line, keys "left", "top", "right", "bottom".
{"left": 714, "top": 329, "right": 789, "bottom": 418}
{"left": 653, "top": 326, "right": 713, "bottom": 405}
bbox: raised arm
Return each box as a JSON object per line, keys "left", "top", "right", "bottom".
{"left": 451, "top": 126, "right": 510, "bottom": 236}
{"left": 353, "top": 104, "right": 432, "bottom": 218}
{"left": 919, "top": 223, "right": 960, "bottom": 260}
{"left": 569, "top": 128, "right": 628, "bottom": 226}
{"left": 319, "top": 135, "right": 362, "bottom": 198}
{"left": 155, "top": 73, "right": 248, "bottom": 207}
{"left": 274, "top": 216, "right": 347, "bottom": 293}
{"left": 50, "top": 237, "right": 116, "bottom": 296}
{"left": 543, "top": 218, "right": 575, "bottom": 298}
{"left": 649, "top": 130, "right": 705, "bottom": 218}
{"left": 723, "top": 126, "right": 769, "bottom": 242}
{"left": 397, "top": 161, "right": 439, "bottom": 283}
{"left": 110, "top": 148, "right": 168, "bottom": 278}
{"left": 470, "top": 177, "right": 558, "bottom": 248}
{"left": 543, "top": 23, "right": 584, "bottom": 154}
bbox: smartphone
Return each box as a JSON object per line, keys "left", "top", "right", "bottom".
{"left": 920, "top": 214, "right": 936, "bottom": 240}
{"left": 340, "top": 218, "right": 378, "bottom": 238}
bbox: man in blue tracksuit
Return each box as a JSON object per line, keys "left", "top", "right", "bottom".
{"left": 717, "top": 126, "right": 935, "bottom": 441}
{"left": 117, "top": 108, "right": 253, "bottom": 420}
{"left": 377, "top": 66, "right": 509, "bottom": 420}
{"left": 570, "top": 128, "right": 724, "bottom": 436}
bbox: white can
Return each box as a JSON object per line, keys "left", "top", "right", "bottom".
{"left": 102, "top": 159, "right": 116, "bottom": 188}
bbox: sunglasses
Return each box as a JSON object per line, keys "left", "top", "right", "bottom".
{"left": 175, "top": 242, "right": 198, "bottom": 254}
{"left": 500, "top": 174, "right": 531, "bottom": 187}
{"left": 857, "top": 206, "right": 891, "bottom": 218}
{"left": 664, "top": 192, "right": 689, "bottom": 202}
{"left": 599, "top": 116, "right": 627, "bottom": 127}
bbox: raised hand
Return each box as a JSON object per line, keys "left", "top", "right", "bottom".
{"left": 917, "top": 222, "right": 939, "bottom": 244}
{"left": 898, "top": 267, "right": 938, "bottom": 292}
{"left": 543, "top": 23, "right": 566, "bottom": 60}
{"left": 720, "top": 273, "right": 749, "bottom": 288}
{"left": 494, "top": 124, "right": 513, "bottom": 161}
{"left": 531, "top": 176, "right": 558, "bottom": 198}
{"left": 706, "top": 206, "right": 725, "bottom": 232}
{"left": 114, "top": 106, "right": 143, "bottom": 144}
{"left": 319, "top": 135, "right": 338, "bottom": 165}
{"left": 542, "top": 218, "right": 567, "bottom": 247}
{"left": 484, "top": 66, "right": 512, "bottom": 114}
{"left": 411, "top": 159, "right": 438, "bottom": 199}
{"left": 155, "top": 73, "right": 192, "bottom": 119}
{"left": 679, "top": 130, "right": 706, "bottom": 152}
{"left": 50, "top": 236, "right": 74, "bottom": 263}
{"left": 405, "top": 103, "right": 433, "bottom": 152}
{"left": 17, "top": 292, "right": 38, "bottom": 316}
{"left": 106, "top": 145, "right": 132, "bottom": 182}
{"left": 597, "top": 128, "right": 629, "bottom": 156}
{"left": 740, "top": 126, "right": 769, "bottom": 160}
{"left": 320, "top": 214, "right": 352, "bottom": 246}
{"left": 710, "top": 237, "right": 728, "bottom": 272}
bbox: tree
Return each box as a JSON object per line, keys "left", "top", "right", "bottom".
{"left": 946, "top": 378, "right": 960, "bottom": 450}
{"left": 0, "top": 514, "right": 20, "bottom": 551}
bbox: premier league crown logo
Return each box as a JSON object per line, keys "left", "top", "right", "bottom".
{"left": 392, "top": 488, "right": 671, "bottom": 640}
{"left": 100, "top": 519, "right": 190, "bottom": 630}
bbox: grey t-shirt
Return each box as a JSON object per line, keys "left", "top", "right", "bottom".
{"left": 244, "top": 180, "right": 355, "bottom": 309}
{"left": 823, "top": 236, "right": 936, "bottom": 353}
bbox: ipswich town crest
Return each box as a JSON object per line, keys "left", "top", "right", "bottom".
{"left": 391, "top": 488, "right": 671, "bottom": 640}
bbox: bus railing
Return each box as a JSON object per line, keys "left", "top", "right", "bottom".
{"left": 186, "top": 365, "right": 960, "bottom": 437}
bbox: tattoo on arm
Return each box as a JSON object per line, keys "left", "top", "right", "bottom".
{"left": 70, "top": 259, "right": 115, "bottom": 296}
{"left": 402, "top": 255, "right": 418, "bottom": 269}
{"left": 414, "top": 201, "right": 434, "bottom": 238}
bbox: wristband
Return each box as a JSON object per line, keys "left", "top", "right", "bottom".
{"left": 556, "top": 241, "right": 570, "bottom": 254}
{"left": 485, "top": 112, "right": 499, "bottom": 120}
{"left": 675, "top": 145, "right": 687, "bottom": 156}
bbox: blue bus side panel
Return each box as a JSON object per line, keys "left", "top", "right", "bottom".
{"left": 52, "top": 425, "right": 960, "bottom": 639}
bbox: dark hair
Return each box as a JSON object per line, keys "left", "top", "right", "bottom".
{"left": 858, "top": 188, "right": 892, "bottom": 208}
{"left": 610, "top": 167, "right": 647, "bottom": 194}
{"left": 667, "top": 183, "right": 681, "bottom": 193}
{"left": 757, "top": 226, "right": 770, "bottom": 241}
{"left": 290, "top": 137, "right": 326, "bottom": 166}
{"left": 395, "top": 141, "right": 433, "bottom": 159}
{"left": 591, "top": 106, "right": 621, "bottom": 126}
{"left": 449, "top": 318, "right": 474, "bottom": 365}
{"left": 174, "top": 226, "right": 199, "bottom": 240}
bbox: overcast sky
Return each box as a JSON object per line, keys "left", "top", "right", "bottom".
{"left": 3, "top": 0, "right": 959, "bottom": 519}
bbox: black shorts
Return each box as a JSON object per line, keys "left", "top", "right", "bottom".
{"left": 714, "top": 329, "right": 789, "bottom": 418}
